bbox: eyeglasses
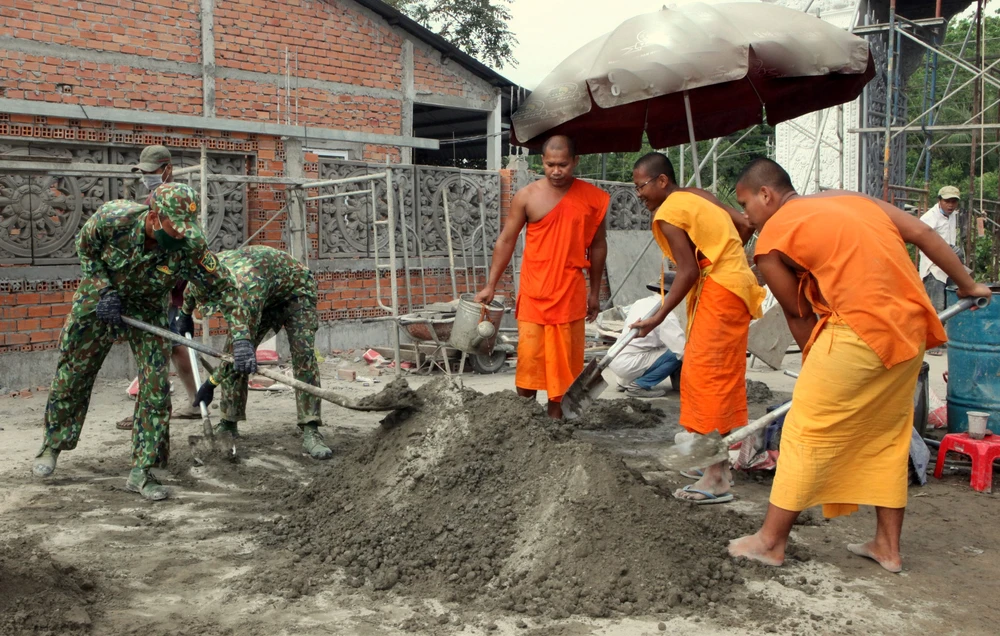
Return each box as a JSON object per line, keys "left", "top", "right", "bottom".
{"left": 634, "top": 177, "right": 654, "bottom": 194}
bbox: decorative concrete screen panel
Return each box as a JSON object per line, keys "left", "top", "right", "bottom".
{"left": 0, "top": 143, "right": 248, "bottom": 264}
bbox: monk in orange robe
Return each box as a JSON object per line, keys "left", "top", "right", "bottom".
{"left": 476, "top": 135, "right": 609, "bottom": 419}
{"left": 729, "top": 158, "right": 991, "bottom": 573}
{"left": 630, "top": 152, "right": 765, "bottom": 504}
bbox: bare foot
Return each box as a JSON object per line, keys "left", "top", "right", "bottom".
{"left": 847, "top": 542, "right": 902, "bottom": 573}
{"left": 728, "top": 534, "right": 785, "bottom": 566}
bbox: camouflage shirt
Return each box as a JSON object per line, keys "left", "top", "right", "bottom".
{"left": 182, "top": 245, "right": 317, "bottom": 327}
{"left": 74, "top": 200, "right": 252, "bottom": 341}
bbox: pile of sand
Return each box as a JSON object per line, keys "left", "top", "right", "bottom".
{"left": 237, "top": 379, "right": 769, "bottom": 620}
{"left": 0, "top": 538, "right": 99, "bottom": 635}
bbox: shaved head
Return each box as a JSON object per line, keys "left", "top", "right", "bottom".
{"left": 541, "top": 134, "right": 576, "bottom": 158}
{"left": 633, "top": 152, "right": 676, "bottom": 184}
{"left": 736, "top": 157, "right": 794, "bottom": 194}
{"left": 734, "top": 157, "right": 797, "bottom": 230}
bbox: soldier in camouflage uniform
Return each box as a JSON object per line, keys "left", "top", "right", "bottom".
{"left": 179, "top": 245, "right": 331, "bottom": 459}
{"left": 32, "top": 183, "right": 257, "bottom": 501}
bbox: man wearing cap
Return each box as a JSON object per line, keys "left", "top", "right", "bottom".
{"left": 609, "top": 276, "right": 686, "bottom": 399}
{"left": 117, "top": 145, "right": 201, "bottom": 424}
{"left": 32, "top": 183, "right": 256, "bottom": 501}
{"left": 918, "top": 186, "right": 962, "bottom": 309}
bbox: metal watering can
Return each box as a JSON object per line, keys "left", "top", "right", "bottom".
{"left": 449, "top": 294, "right": 505, "bottom": 355}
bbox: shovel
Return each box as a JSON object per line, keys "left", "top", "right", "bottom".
{"left": 121, "top": 316, "right": 416, "bottom": 412}
{"left": 562, "top": 303, "right": 661, "bottom": 420}
{"left": 183, "top": 332, "right": 236, "bottom": 462}
{"left": 657, "top": 296, "right": 991, "bottom": 471}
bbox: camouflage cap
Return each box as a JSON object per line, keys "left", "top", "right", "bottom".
{"left": 131, "top": 145, "right": 172, "bottom": 173}
{"left": 149, "top": 182, "right": 203, "bottom": 240}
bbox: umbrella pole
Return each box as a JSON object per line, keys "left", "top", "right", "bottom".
{"left": 683, "top": 91, "right": 703, "bottom": 188}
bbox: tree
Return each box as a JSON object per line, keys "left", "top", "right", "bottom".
{"left": 385, "top": 0, "right": 517, "bottom": 69}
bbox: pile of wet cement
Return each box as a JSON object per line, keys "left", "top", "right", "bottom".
{"left": 572, "top": 396, "right": 667, "bottom": 430}
{"left": 746, "top": 379, "right": 773, "bottom": 403}
{"left": 356, "top": 378, "right": 421, "bottom": 410}
{"left": 0, "top": 538, "right": 99, "bottom": 635}
{"left": 238, "top": 379, "right": 771, "bottom": 619}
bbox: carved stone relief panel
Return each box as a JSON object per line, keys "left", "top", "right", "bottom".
{"left": 315, "top": 159, "right": 415, "bottom": 259}
{"left": 0, "top": 143, "right": 248, "bottom": 264}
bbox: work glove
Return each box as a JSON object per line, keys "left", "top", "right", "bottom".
{"left": 96, "top": 289, "right": 124, "bottom": 326}
{"left": 231, "top": 339, "right": 258, "bottom": 374}
{"left": 194, "top": 375, "right": 219, "bottom": 408}
{"left": 171, "top": 311, "right": 195, "bottom": 338}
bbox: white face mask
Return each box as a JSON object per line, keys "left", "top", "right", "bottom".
{"left": 142, "top": 174, "right": 163, "bottom": 190}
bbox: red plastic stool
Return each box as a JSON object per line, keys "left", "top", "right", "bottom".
{"left": 933, "top": 433, "right": 1000, "bottom": 493}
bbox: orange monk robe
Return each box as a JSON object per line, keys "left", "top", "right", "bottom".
{"left": 516, "top": 180, "right": 609, "bottom": 401}
{"left": 652, "top": 192, "right": 765, "bottom": 435}
{"left": 756, "top": 194, "right": 945, "bottom": 518}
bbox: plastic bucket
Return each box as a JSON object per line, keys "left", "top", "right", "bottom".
{"left": 449, "top": 294, "right": 504, "bottom": 355}
{"left": 968, "top": 411, "right": 990, "bottom": 440}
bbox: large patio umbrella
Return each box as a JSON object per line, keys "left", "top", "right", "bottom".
{"left": 510, "top": 2, "right": 874, "bottom": 160}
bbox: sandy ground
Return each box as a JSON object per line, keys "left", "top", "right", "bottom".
{"left": 0, "top": 349, "right": 997, "bottom": 635}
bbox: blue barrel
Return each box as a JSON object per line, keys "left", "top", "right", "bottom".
{"left": 946, "top": 285, "right": 1000, "bottom": 434}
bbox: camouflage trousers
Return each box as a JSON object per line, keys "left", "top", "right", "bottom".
{"left": 217, "top": 298, "right": 321, "bottom": 426}
{"left": 43, "top": 306, "right": 172, "bottom": 469}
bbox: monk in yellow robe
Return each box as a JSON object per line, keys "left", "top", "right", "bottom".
{"left": 476, "top": 135, "right": 608, "bottom": 419}
{"left": 729, "top": 158, "right": 991, "bottom": 573}
{"left": 630, "top": 152, "right": 765, "bottom": 504}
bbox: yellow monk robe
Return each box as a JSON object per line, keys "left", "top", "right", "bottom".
{"left": 653, "top": 192, "right": 765, "bottom": 434}
{"left": 756, "top": 194, "right": 946, "bottom": 518}
{"left": 516, "top": 179, "right": 609, "bottom": 401}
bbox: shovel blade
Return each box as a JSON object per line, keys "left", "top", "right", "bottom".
{"left": 655, "top": 431, "right": 729, "bottom": 471}
{"left": 188, "top": 417, "right": 220, "bottom": 464}
{"left": 561, "top": 359, "right": 607, "bottom": 420}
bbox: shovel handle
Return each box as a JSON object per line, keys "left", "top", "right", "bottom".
{"left": 183, "top": 332, "right": 210, "bottom": 419}
{"left": 720, "top": 296, "right": 988, "bottom": 448}
{"left": 938, "top": 295, "right": 989, "bottom": 323}
{"left": 599, "top": 303, "right": 663, "bottom": 370}
{"left": 121, "top": 315, "right": 397, "bottom": 411}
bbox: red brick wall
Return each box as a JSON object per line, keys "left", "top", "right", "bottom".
{"left": 1, "top": 0, "right": 202, "bottom": 60}
{"left": 413, "top": 48, "right": 491, "bottom": 105}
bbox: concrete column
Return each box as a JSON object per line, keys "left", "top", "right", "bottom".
{"left": 486, "top": 94, "right": 502, "bottom": 170}
{"left": 401, "top": 40, "right": 415, "bottom": 164}
{"left": 284, "top": 139, "right": 308, "bottom": 265}
{"left": 201, "top": 0, "right": 216, "bottom": 117}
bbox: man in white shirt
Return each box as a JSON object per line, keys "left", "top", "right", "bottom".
{"left": 918, "top": 185, "right": 961, "bottom": 312}
{"left": 610, "top": 277, "right": 686, "bottom": 399}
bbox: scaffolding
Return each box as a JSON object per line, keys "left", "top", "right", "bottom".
{"left": 787, "top": 0, "right": 999, "bottom": 280}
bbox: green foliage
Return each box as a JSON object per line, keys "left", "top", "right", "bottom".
{"left": 384, "top": 0, "right": 517, "bottom": 68}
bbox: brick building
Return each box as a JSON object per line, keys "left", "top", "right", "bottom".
{"left": 0, "top": 0, "right": 530, "bottom": 387}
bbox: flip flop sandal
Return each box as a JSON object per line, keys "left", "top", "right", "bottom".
{"left": 673, "top": 484, "right": 734, "bottom": 505}
{"left": 116, "top": 416, "right": 134, "bottom": 430}
{"left": 679, "top": 469, "right": 735, "bottom": 486}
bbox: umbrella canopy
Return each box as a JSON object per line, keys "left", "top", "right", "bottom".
{"left": 511, "top": 2, "right": 875, "bottom": 155}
